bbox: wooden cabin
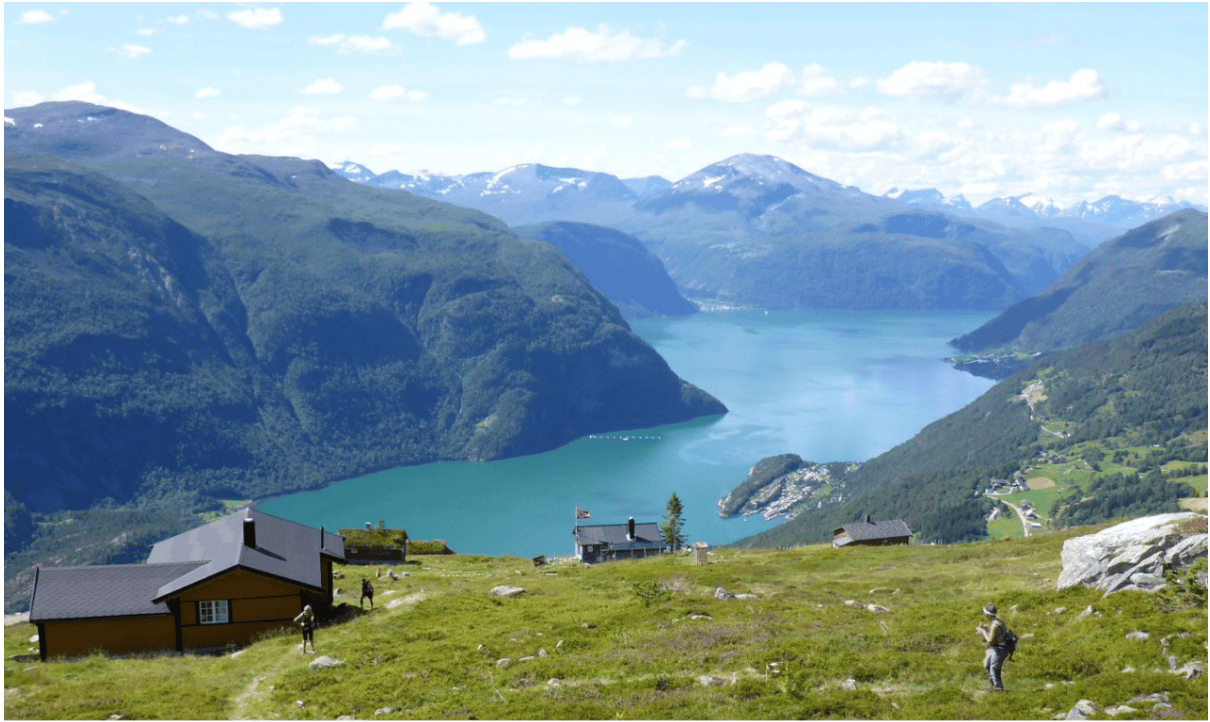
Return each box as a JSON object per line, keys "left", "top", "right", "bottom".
{"left": 573, "top": 517, "right": 665, "bottom": 563}
{"left": 28, "top": 510, "right": 344, "bottom": 660}
{"left": 831, "top": 514, "right": 914, "bottom": 548}
{"left": 339, "top": 525, "right": 408, "bottom": 565}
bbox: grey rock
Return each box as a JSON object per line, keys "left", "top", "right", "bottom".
{"left": 29, "top": 634, "right": 38, "bottom": 643}
{"left": 296, "top": 700, "right": 305, "bottom": 709}
{"left": 374, "top": 707, "right": 394, "bottom": 716}
{"left": 1105, "top": 705, "right": 1136, "bottom": 716}
{"left": 1057, "top": 513, "right": 1208, "bottom": 595}
{"left": 841, "top": 677, "right": 857, "bottom": 691}
{"left": 337, "top": 716, "right": 355, "bottom": 720}
{"left": 491, "top": 585, "right": 525, "bottom": 597}
{"left": 735, "top": 593, "right": 760, "bottom": 600}
{"left": 866, "top": 604, "right": 890, "bottom": 613}
{"left": 547, "top": 678, "right": 561, "bottom": 687}
{"left": 1053, "top": 607, "right": 1067, "bottom": 615}
{"left": 1173, "top": 661, "right": 1204, "bottom": 679}
{"left": 687, "top": 613, "right": 712, "bottom": 620}
{"left": 698, "top": 675, "right": 727, "bottom": 686}
{"left": 1078, "top": 606, "right": 1096, "bottom": 618}
{"left": 1065, "top": 699, "right": 1100, "bottom": 720}
{"left": 496, "top": 658, "right": 511, "bottom": 668}
{"left": 309, "top": 656, "right": 344, "bottom": 669}
{"left": 714, "top": 588, "right": 735, "bottom": 600}
{"left": 538, "top": 648, "right": 548, "bottom": 658}
{"left": 1124, "top": 631, "right": 1149, "bottom": 641}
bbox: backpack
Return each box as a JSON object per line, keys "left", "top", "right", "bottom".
{"left": 363, "top": 579, "right": 373, "bottom": 595}
{"left": 999, "top": 625, "right": 1018, "bottom": 661}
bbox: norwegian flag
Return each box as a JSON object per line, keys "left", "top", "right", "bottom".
{"left": 575, "top": 507, "right": 591, "bottom": 520}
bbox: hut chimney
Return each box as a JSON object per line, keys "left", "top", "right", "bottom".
{"left": 320, "top": 526, "right": 325, "bottom": 550}
{"left": 243, "top": 517, "right": 256, "bottom": 548}
{"left": 365, "top": 521, "right": 372, "bottom": 530}
{"left": 628, "top": 517, "right": 635, "bottom": 541}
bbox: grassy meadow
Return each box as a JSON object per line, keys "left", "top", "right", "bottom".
{"left": 5, "top": 526, "right": 1207, "bottom": 720}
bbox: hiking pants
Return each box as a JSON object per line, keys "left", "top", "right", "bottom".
{"left": 984, "top": 646, "right": 1007, "bottom": 690}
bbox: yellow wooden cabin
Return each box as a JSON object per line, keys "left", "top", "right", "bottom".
{"left": 28, "top": 510, "right": 345, "bottom": 660}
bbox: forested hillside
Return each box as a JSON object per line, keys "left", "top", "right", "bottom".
{"left": 3, "top": 102, "right": 726, "bottom": 611}
{"left": 729, "top": 302, "right": 1207, "bottom": 548}
{"left": 952, "top": 209, "right": 1207, "bottom": 361}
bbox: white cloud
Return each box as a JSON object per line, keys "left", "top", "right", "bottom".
{"left": 876, "top": 61, "right": 989, "bottom": 100}
{"left": 197, "top": 9, "right": 219, "bottom": 22}
{"left": 797, "top": 64, "right": 842, "bottom": 97}
{"left": 583, "top": 146, "right": 608, "bottom": 169}
{"left": 217, "top": 108, "right": 360, "bottom": 157}
{"left": 112, "top": 44, "right": 151, "bottom": 60}
{"left": 165, "top": 14, "right": 190, "bottom": 26}
{"left": 300, "top": 78, "right": 344, "bottom": 95}
{"left": 195, "top": 87, "right": 221, "bottom": 99}
{"left": 1097, "top": 112, "right": 1142, "bottom": 133}
{"left": 227, "top": 7, "right": 283, "bottom": 30}
{"left": 14, "top": 90, "right": 45, "bottom": 107}
{"left": 685, "top": 62, "right": 795, "bottom": 103}
{"left": 369, "top": 85, "right": 429, "bottom": 101}
{"left": 53, "top": 81, "right": 106, "bottom": 103}
{"left": 309, "top": 34, "right": 397, "bottom": 54}
{"left": 992, "top": 68, "right": 1106, "bottom": 108}
{"left": 136, "top": 28, "right": 156, "bottom": 37}
{"left": 383, "top": 2, "right": 485, "bottom": 45}
{"left": 17, "top": 10, "right": 55, "bottom": 25}
{"left": 720, "top": 125, "right": 750, "bottom": 137}
{"left": 764, "top": 102, "right": 902, "bottom": 152}
{"left": 509, "top": 25, "right": 687, "bottom": 63}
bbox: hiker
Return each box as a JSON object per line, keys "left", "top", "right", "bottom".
{"left": 975, "top": 602, "right": 1008, "bottom": 691}
{"left": 294, "top": 604, "right": 316, "bottom": 654}
{"left": 361, "top": 578, "right": 374, "bottom": 609}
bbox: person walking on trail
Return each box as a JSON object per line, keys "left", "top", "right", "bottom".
{"left": 294, "top": 604, "right": 317, "bottom": 654}
{"left": 361, "top": 578, "right": 374, "bottom": 609}
{"left": 976, "top": 602, "right": 1008, "bottom": 691}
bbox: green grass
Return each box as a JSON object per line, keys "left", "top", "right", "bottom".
{"left": 6, "top": 528, "right": 1206, "bottom": 720}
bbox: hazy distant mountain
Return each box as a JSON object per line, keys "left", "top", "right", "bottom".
{"left": 622, "top": 175, "right": 672, "bottom": 197}
{"left": 512, "top": 221, "right": 697, "bottom": 318}
{"left": 336, "top": 161, "right": 376, "bottom": 183}
{"left": 951, "top": 208, "right": 1208, "bottom": 360}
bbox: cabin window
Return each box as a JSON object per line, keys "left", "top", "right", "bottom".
{"left": 198, "top": 600, "right": 229, "bottom": 624}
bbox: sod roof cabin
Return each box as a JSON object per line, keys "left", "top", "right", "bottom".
{"left": 338, "top": 526, "right": 408, "bottom": 564}
{"left": 831, "top": 514, "right": 914, "bottom": 548}
{"left": 27, "top": 510, "right": 344, "bottom": 660}
{"left": 573, "top": 517, "right": 665, "bottom": 563}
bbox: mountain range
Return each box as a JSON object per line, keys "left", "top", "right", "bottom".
{"left": 3, "top": 102, "right": 725, "bottom": 591}
{"left": 338, "top": 154, "right": 1095, "bottom": 311}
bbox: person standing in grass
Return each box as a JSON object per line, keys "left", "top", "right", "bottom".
{"left": 361, "top": 578, "right": 375, "bottom": 609}
{"left": 976, "top": 602, "right": 1007, "bottom": 691}
{"left": 294, "top": 604, "right": 317, "bottom": 654}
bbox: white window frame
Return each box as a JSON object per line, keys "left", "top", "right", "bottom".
{"left": 198, "top": 599, "right": 229, "bottom": 625}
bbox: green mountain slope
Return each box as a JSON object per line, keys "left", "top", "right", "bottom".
{"left": 952, "top": 209, "right": 1208, "bottom": 357}
{"left": 512, "top": 221, "right": 697, "bottom": 318}
{"left": 3, "top": 103, "right": 726, "bottom": 603}
{"left": 728, "top": 302, "right": 1207, "bottom": 548}
{"left": 5, "top": 540, "right": 1207, "bottom": 720}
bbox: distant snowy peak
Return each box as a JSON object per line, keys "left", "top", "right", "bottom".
{"left": 334, "top": 161, "right": 376, "bottom": 183}
{"left": 886, "top": 186, "right": 1204, "bottom": 228}
{"left": 474, "top": 163, "right": 636, "bottom": 202}
{"left": 672, "top": 153, "right": 849, "bottom": 194}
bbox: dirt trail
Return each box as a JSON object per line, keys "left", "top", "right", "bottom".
{"left": 229, "top": 647, "right": 298, "bottom": 720}
{"left": 998, "top": 499, "right": 1032, "bottom": 538}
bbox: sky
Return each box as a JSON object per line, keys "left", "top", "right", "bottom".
{"left": 4, "top": 2, "right": 1207, "bottom": 206}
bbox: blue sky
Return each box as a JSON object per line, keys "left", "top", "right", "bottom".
{"left": 5, "top": 2, "right": 1207, "bottom": 205}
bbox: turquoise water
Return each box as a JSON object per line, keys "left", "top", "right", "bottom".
{"left": 257, "top": 310, "right": 996, "bottom": 556}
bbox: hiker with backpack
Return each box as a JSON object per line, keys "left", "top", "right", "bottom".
{"left": 975, "top": 602, "right": 1016, "bottom": 691}
{"left": 360, "top": 578, "right": 374, "bottom": 609}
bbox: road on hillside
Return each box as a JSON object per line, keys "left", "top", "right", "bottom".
{"left": 999, "top": 499, "right": 1032, "bottom": 538}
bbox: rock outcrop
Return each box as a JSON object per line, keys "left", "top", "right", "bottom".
{"left": 1056, "top": 513, "right": 1208, "bottom": 594}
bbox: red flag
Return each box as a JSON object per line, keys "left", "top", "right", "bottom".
{"left": 576, "top": 508, "right": 591, "bottom": 520}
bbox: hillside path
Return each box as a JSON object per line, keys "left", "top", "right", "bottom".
{"left": 999, "top": 500, "right": 1032, "bottom": 538}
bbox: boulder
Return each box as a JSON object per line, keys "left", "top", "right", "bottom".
{"left": 309, "top": 656, "right": 344, "bottom": 670}
{"left": 1056, "top": 513, "right": 1208, "bottom": 594}
{"left": 714, "top": 588, "right": 735, "bottom": 600}
{"left": 1064, "top": 699, "right": 1100, "bottom": 720}
{"left": 491, "top": 585, "right": 526, "bottom": 598}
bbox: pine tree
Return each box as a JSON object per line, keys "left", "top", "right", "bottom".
{"left": 661, "top": 493, "right": 686, "bottom": 553}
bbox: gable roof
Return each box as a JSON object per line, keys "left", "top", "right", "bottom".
{"left": 833, "top": 515, "right": 914, "bottom": 546}
{"left": 574, "top": 522, "right": 664, "bottom": 551}
{"left": 146, "top": 509, "right": 345, "bottom": 601}
{"left": 29, "top": 562, "right": 206, "bottom": 622}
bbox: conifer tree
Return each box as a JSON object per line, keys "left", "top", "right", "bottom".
{"left": 661, "top": 493, "right": 686, "bottom": 553}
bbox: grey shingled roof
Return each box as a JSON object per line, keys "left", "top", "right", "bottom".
{"left": 833, "top": 516, "right": 914, "bottom": 546}
{"left": 29, "top": 562, "right": 206, "bottom": 622}
{"left": 146, "top": 509, "right": 345, "bottom": 601}
{"left": 574, "top": 522, "right": 664, "bottom": 551}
